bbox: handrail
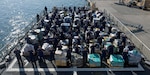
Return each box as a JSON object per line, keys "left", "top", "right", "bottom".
{"left": 0, "top": 9, "right": 45, "bottom": 63}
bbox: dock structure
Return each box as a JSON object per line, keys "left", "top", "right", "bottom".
{"left": 1, "top": 0, "right": 150, "bottom": 75}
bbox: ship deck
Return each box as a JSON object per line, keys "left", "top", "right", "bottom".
{"left": 1, "top": 1, "right": 150, "bottom": 74}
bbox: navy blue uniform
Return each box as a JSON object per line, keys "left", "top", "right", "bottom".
{"left": 82, "top": 48, "right": 88, "bottom": 66}
{"left": 101, "top": 48, "right": 108, "bottom": 61}
{"left": 29, "top": 50, "right": 37, "bottom": 68}
{"left": 50, "top": 50, "right": 55, "bottom": 61}
{"left": 66, "top": 50, "right": 72, "bottom": 62}
{"left": 108, "top": 45, "right": 114, "bottom": 58}
{"left": 14, "top": 49, "right": 23, "bottom": 67}
{"left": 37, "top": 48, "right": 45, "bottom": 62}
{"left": 122, "top": 51, "right": 128, "bottom": 66}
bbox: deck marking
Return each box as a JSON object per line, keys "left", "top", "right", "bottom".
{"left": 6, "top": 58, "right": 17, "bottom": 70}
{"left": 73, "top": 66, "right": 77, "bottom": 75}
{"left": 6, "top": 65, "right": 144, "bottom": 72}
{"left": 107, "top": 69, "right": 115, "bottom": 75}
{"left": 24, "top": 60, "right": 29, "bottom": 67}
{"left": 131, "top": 71, "right": 138, "bottom": 75}
{"left": 6, "top": 56, "right": 144, "bottom": 72}
{"left": 73, "top": 71, "right": 77, "bottom": 75}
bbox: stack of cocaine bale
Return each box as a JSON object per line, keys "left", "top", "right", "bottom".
{"left": 55, "top": 50, "right": 67, "bottom": 66}
{"left": 128, "top": 50, "right": 142, "bottom": 65}
{"left": 42, "top": 43, "right": 53, "bottom": 55}
{"left": 109, "top": 54, "right": 124, "bottom": 67}
{"left": 88, "top": 54, "right": 101, "bottom": 67}
{"left": 71, "top": 53, "right": 83, "bottom": 67}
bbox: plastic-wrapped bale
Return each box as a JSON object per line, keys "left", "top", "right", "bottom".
{"left": 88, "top": 54, "right": 101, "bottom": 67}
{"left": 103, "top": 37, "right": 111, "bottom": 42}
{"left": 104, "top": 42, "right": 112, "bottom": 49}
{"left": 99, "top": 32, "right": 108, "bottom": 36}
{"left": 60, "top": 39, "right": 69, "bottom": 45}
{"left": 128, "top": 50, "right": 142, "bottom": 65}
{"left": 111, "top": 27, "right": 118, "bottom": 33}
{"left": 42, "top": 43, "right": 53, "bottom": 55}
{"left": 110, "top": 33, "right": 116, "bottom": 38}
{"left": 109, "top": 54, "right": 124, "bottom": 67}
{"left": 55, "top": 54, "right": 67, "bottom": 66}
{"left": 23, "top": 52, "right": 30, "bottom": 56}
{"left": 62, "top": 45, "right": 69, "bottom": 51}
{"left": 22, "top": 43, "right": 35, "bottom": 56}
{"left": 114, "top": 39, "right": 119, "bottom": 47}
{"left": 71, "top": 53, "right": 83, "bottom": 67}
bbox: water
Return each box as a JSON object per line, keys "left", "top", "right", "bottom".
{"left": 0, "top": 0, "right": 87, "bottom": 49}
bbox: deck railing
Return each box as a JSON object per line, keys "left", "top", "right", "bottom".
{"left": 0, "top": 9, "right": 45, "bottom": 62}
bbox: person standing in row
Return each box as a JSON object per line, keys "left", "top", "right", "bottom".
{"left": 37, "top": 45, "right": 45, "bottom": 62}
{"left": 66, "top": 49, "right": 72, "bottom": 67}
{"left": 14, "top": 48, "right": 23, "bottom": 67}
{"left": 29, "top": 50, "right": 37, "bottom": 68}
{"left": 82, "top": 47, "right": 89, "bottom": 66}
{"left": 101, "top": 47, "right": 108, "bottom": 62}
{"left": 49, "top": 48, "right": 55, "bottom": 62}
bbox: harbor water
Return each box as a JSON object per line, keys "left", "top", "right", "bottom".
{"left": 0, "top": 0, "right": 87, "bottom": 49}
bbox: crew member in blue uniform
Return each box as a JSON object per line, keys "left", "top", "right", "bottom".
{"left": 101, "top": 47, "right": 108, "bottom": 62}
{"left": 107, "top": 44, "right": 114, "bottom": 58}
{"left": 29, "top": 50, "right": 37, "bottom": 68}
{"left": 118, "top": 43, "right": 125, "bottom": 54}
{"left": 90, "top": 44, "right": 95, "bottom": 54}
{"left": 14, "top": 48, "right": 23, "bottom": 67}
{"left": 37, "top": 45, "right": 45, "bottom": 62}
{"left": 121, "top": 33, "right": 127, "bottom": 46}
{"left": 122, "top": 47, "right": 129, "bottom": 67}
{"left": 97, "top": 35, "right": 103, "bottom": 45}
{"left": 82, "top": 47, "right": 89, "bottom": 66}
{"left": 66, "top": 49, "right": 72, "bottom": 66}
{"left": 49, "top": 49, "right": 55, "bottom": 62}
